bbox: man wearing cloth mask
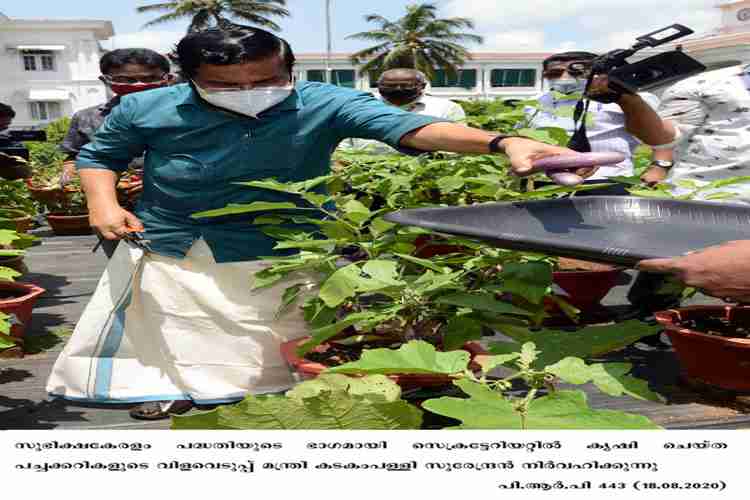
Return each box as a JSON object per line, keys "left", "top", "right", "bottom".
{"left": 59, "top": 48, "right": 174, "bottom": 257}
{"left": 524, "top": 51, "right": 660, "bottom": 194}
{"left": 46, "top": 27, "right": 572, "bottom": 420}
{"left": 344, "top": 68, "right": 466, "bottom": 152}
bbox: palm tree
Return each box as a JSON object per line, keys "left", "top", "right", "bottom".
{"left": 136, "top": 0, "right": 290, "bottom": 33}
{"left": 347, "top": 3, "right": 483, "bottom": 80}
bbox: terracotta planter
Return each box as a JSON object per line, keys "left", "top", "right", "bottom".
{"left": 46, "top": 213, "right": 92, "bottom": 236}
{"left": 25, "top": 180, "right": 66, "bottom": 206}
{"left": 552, "top": 258, "right": 624, "bottom": 311}
{"left": 281, "top": 338, "right": 487, "bottom": 390}
{"left": 655, "top": 306, "right": 750, "bottom": 392}
{"left": 0, "top": 208, "right": 33, "bottom": 233}
{"left": 0, "top": 281, "right": 46, "bottom": 358}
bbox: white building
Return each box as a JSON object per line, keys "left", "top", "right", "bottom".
{"left": 0, "top": 12, "right": 113, "bottom": 128}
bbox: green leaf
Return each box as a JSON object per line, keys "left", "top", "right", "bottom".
{"left": 546, "top": 358, "right": 663, "bottom": 402}
{"left": 394, "top": 253, "right": 449, "bottom": 273}
{"left": 276, "top": 284, "right": 304, "bottom": 319}
{"left": 437, "top": 176, "right": 466, "bottom": 193}
{"left": 327, "top": 340, "right": 471, "bottom": 376}
{"left": 319, "top": 264, "right": 361, "bottom": 308}
{"left": 488, "top": 320, "right": 662, "bottom": 368}
{"left": 298, "top": 311, "right": 387, "bottom": 356}
{"left": 191, "top": 202, "right": 299, "bottom": 219}
{"left": 253, "top": 216, "right": 287, "bottom": 225}
{"left": 0, "top": 266, "right": 21, "bottom": 282}
{"left": 422, "top": 382, "right": 661, "bottom": 429}
{"left": 301, "top": 193, "right": 329, "bottom": 207}
{"left": 436, "top": 292, "right": 538, "bottom": 317}
{"left": 476, "top": 353, "right": 520, "bottom": 374}
{"left": 0, "top": 229, "right": 20, "bottom": 246}
{"left": 172, "top": 376, "right": 421, "bottom": 430}
{"left": 274, "top": 239, "right": 337, "bottom": 251}
{"left": 318, "top": 221, "right": 355, "bottom": 240}
{"left": 287, "top": 374, "right": 402, "bottom": 403}
{"left": 362, "top": 260, "right": 402, "bottom": 286}
{"left": 519, "top": 342, "right": 539, "bottom": 367}
{"left": 341, "top": 200, "right": 371, "bottom": 224}
{"left": 442, "top": 316, "right": 483, "bottom": 351}
{"left": 370, "top": 217, "right": 397, "bottom": 237}
{"left": 252, "top": 268, "right": 285, "bottom": 290}
{"left": 499, "top": 261, "right": 552, "bottom": 304}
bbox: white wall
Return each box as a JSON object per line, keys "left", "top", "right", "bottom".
{"left": 0, "top": 22, "right": 111, "bottom": 128}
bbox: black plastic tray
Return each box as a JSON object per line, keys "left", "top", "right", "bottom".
{"left": 384, "top": 197, "right": 750, "bottom": 266}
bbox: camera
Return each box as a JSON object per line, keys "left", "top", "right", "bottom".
{"left": 0, "top": 130, "right": 47, "bottom": 161}
{"left": 573, "top": 24, "right": 706, "bottom": 99}
{"left": 565, "top": 25, "right": 706, "bottom": 153}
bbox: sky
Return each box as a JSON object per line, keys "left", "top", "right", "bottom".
{"left": 0, "top": 0, "right": 727, "bottom": 54}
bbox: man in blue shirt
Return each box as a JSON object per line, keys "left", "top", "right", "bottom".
{"left": 46, "top": 27, "right": 572, "bottom": 420}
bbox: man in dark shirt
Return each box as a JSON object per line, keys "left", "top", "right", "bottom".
{"left": 0, "top": 103, "right": 32, "bottom": 180}
{"left": 59, "top": 48, "right": 173, "bottom": 257}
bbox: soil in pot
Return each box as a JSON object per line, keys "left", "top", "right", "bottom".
{"left": 656, "top": 306, "right": 750, "bottom": 392}
{"left": 551, "top": 257, "right": 624, "bottom": 312}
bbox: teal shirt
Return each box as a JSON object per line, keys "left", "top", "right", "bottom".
{"left": 76, "top": 82, "right": 444, "bottom": 262}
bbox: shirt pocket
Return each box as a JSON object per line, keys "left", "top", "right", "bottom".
{"left": 219, "top": 132, "right": 317, "bottom": 183}
{"left": 152, "top": 153, "right": 207, "bottom": 186}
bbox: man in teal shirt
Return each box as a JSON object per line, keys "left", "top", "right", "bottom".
{"left": 47, "top": 27, "right": 571, "bottom": 420}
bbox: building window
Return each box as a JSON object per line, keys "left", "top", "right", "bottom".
{"left": 306, "top": 69, "right": 356, "bottom": 88}
{"left": 29, "top": 102, "right": 62, "bottom": 121}
{"left": 430, "top": 69, "right": 478, "bottom": 89}
{"left": 490, "top": 69, "right": 537, "bottom": 87}
{"left": 21, "top": 50, "right": 56, "bottom": 72}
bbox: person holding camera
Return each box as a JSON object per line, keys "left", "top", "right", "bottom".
{"left": 59, "top": 48, "right": 174, "bottom": 257}
{"left": 0, "top": 103, "right": 32, "bottom": 180}
{"left": 523, "top": 51, "right": 660, "bottom": 195}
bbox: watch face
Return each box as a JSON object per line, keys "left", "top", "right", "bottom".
{"left": 739, "top": 8, "right": 750, "bottom": 22}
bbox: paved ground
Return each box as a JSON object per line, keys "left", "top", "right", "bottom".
{"left": 1, "top": 226, "right": 749, "bottom": 430}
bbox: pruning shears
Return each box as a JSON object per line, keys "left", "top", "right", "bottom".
{"left": 91, "top": 231, "right": 152, "bottom": 254}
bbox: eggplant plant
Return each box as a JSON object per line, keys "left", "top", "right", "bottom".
{"left": 173, "top": 336, "right": 663, "bottom": 430}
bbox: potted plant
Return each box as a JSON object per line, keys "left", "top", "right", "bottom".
{"left": 40, "top": 177, "right": 91, "bottom": 236}
{"left": 0, "top": 179, "right": 38, "bottom": 232}
{"left": 0, "top": 229, "right": 45, "bottom": 358}
{"left": 655, "top": 305, "right": 750, "bottom": 392}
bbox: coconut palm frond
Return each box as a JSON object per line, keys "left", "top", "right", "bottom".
{"left": 136, "top": 2, "right": 181, "bottom": 14}
{"left": 141, "top": 12, "right": 190, "bottom": 28}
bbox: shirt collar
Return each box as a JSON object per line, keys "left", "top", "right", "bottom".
{"left": 98, "top": 96, "right": 121, "bottom": 115}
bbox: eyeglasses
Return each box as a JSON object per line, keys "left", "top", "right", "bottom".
{"left": 102, "top": 74, "right": 169, "bottom": 84}
{"left": 543, "top": 63, "right": 591, "bottom": 80}
{"left": 378, "top": 83, "right": 422, "bottom": 91}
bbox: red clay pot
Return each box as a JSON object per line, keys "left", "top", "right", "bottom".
{"left": 46, "top": 213, "right": 92, "bottom": 236}
{"left": 281, "top": 338, "right": 487, "bottom": 390}
{"left": 655, "top": 306, "right": 750, "bottom": 392}
{"left": 0, "top": 281, "right": 46, "bottom": 358}
{"left": 552, "top": 267, "right": 624, "bottom": 311}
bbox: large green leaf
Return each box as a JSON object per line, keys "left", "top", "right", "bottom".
{"left": 319, "top": 264, "right": 360, "bottom": 308}
{"left": 172, "top": 375, "right": 421, "bottom": 430}
{"left": 422, "top": 380, "right": 661, "bottom": 429}
{"left": 341, "top": 199, "right": 371, "bottom": 225}
{"left": 436, "top": 292, "right": 537, "bottom": 317}
{"left": 488, "top": 320, "right": 662, "bottom": 368}
{"left": 327, "top": 340, "right": 471, "bottom": 376}
{"left": 191, "top": 202, "right": 299, "bottom": 219}
{"left": 0, "top": 266, "right": 20, "bottom": 281}
{"left": 546, "top": 358, "right": 664, "bottom": 402}
{"left": 0, "top": 229, "right": 20, "bottom": 246}
{"left": 286, "top": 374, "right": 401, "bottom": 403}
{"left": 297, "top": 310, "right": 394, "bottom": 356}
{"left": 499, "top": 261, "right": 552, "bottom": 304}
{"left": 442, "top": 315, "right": 483, "bottom": 351}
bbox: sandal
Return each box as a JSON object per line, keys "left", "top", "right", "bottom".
{"left": 129, "top": 400, "right": 195, "bottom": 420}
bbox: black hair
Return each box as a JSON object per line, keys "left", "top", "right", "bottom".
{"left": 100, "top": 48, "right": 171, "bottom": 75}
{"left": 543, "top": 51, "right": 599, "bottom": 70}
{"left": 175, "top": 27, "right": 295, "bottom": 79}
{"left": 0, "top": 102, "right": 15, "bottom": 118}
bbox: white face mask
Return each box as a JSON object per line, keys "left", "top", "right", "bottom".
{"left": 193, "top": 81, "right": 293, "bottom": 118}
{"left": 548, "top": 78, "right": 586, "bottom": 95}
